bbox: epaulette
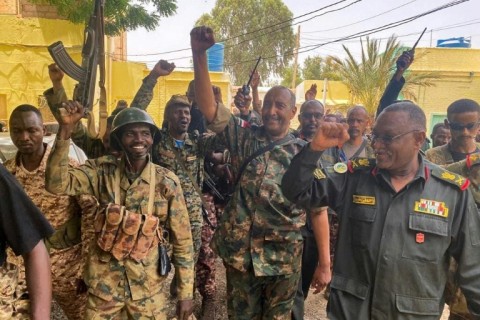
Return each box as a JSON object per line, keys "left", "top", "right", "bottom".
{"left": 431, "top": 166, "right": 470, "bottom": 191}
{"left": 347, "top": 158, "right": 376, "bottom": 173}
{"left": 466, "top": 153, "right": 480, "bottom": 169}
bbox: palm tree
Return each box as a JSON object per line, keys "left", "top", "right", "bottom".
{"left": 331, "top": 35, "right": 437, "bottom": 116}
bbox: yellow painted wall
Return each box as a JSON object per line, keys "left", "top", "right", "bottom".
{"left": 409, "top": 47, "right": 480, "bottom": 133}
{"left": 0, "top": 16, "right": 83, "bottom": 122}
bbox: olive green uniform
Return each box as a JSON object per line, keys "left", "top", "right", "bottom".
{"left": 45, "top": 138, "right": 194, "bottom": 319}
{"left": 282, "top": 148, "right": 480, "bottom": 319}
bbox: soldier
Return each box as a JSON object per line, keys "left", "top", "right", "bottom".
{"left": 425, "top": 99, "right": 480, "bottom": 165}
{"left": 430, "top": 123, "right": 451, "bottom": 148}
{"left": 2, "top": 104, "right": 92, "bottom": 319}
{"left": 44, "top": 60, "right": 175, "bottom": 159}
{"left": 282, "top": 101, "right": 480, "bottom": 319}
{"left": 191, "top": 26, "right": 308, "bottom": 319}
{"left": 0, "top": 164, "right": 53, "bottom": 320}
{"left": 45, "top": 105, "right": 194, "bottom": 319}
{"left": 425, "top": 99, "right": 480, "bottom": 320}
{"left": 291, "top": 99, "right": 330, "bottom": 320}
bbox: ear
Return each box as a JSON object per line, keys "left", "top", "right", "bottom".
{"left": 42, "top": 125, "right": 47, "bottom": 136}
{"left": 290, "top": 106, "right": 297, "bottom": 119}
{"left": 414, "top": 131, "right": 426, "bottom": 149}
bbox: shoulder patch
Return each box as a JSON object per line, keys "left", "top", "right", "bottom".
{"left": 431, "top": 167, "right": 470, "bottom": 191}
{"left": 348, "top": 158, "right": 375, "bottom": 173}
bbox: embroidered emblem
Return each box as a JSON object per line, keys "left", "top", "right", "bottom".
{"left": 352, "top": 195, "right": 376, "bottom": 206}
{"left": 333, "top": 162, "right": 348, "bottom": 174}
{"left": 416, "top": 233, "right": 425, "bottom": 244}
{"left": 414, "top": 199, "right": 449, "bottom": 218}
{"left": 313, "top": 168, "right": 326, "bottom": 180}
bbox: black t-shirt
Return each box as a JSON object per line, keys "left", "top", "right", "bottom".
{"left": 450, "top": 147, "right": 480, "bottom": 163}
{"left": 188, "top": 106, "right": 207, "bottom": 135}
{"left": 0, "top": 165, "right": 54, "bottom": 264}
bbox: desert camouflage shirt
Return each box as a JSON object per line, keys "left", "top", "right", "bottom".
{"left": 45, "top": 139, "right": 194, "bottom": 300}
{"left": 208, "top": 103, "right": 306, "bottom": 276}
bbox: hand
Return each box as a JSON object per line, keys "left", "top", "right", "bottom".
{"left": 48, "top": 63, "right": 64, "bottom": 85}
{"left": 311, "top": 264, "right": 331, "bottom": 294}
{"left": 58, "top": 100, "right": 85, "bottom": 127}
{"left": 234, "top": 88, "right": 252, "bottom": 113}
{"left": 396, "top": 50, "right": 414, "bottom": 72}
{"left": 305, "top": 84, "right": 317, "bottom": 101}
{"left": 176, "top": 299, "right": 194, "bottom": 320}
{"left": 190, "top": 26, "right": 215, "bottom": 54}
{"left": 151, "top": 60, "right": 176, "bottom": 78}
{"left": 311, "top": 122, "right": 349, "bottom": 151}
{"left": 212, "top": 85, "right": 223, "bottom": 104}
{"left": 251, "top": 71, "right": 260, "bottom": 89}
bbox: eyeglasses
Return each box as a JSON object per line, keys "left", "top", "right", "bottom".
{"left": 371, "top": 130, "right": 420, "bottom": 145}
{"left": 447, "top": 121, "right": 480, "bottom": 131}
{"left": 300, "top": 112, "right": 323, "bottom": 120}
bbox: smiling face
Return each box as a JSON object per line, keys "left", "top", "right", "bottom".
{"left": 9, "top": 111, "right": 46, "bottom": 156}
{"left": 120, "top": 123, "right": 153, "bottom": 159}
{"left": 445, "top": 111, "right": 480, "bottom": 148}
{"left": 372, "top": 110, "right": 424, "bottom": 172}
{"left": 261, "top": 86, "right": 297, "bottom": 139}
{"left": 298, "top": 100, "right": 324, "bottom": 139}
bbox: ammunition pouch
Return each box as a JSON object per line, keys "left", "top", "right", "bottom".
{"left": 94, "top": 203, "right": 162, "bottom": 261}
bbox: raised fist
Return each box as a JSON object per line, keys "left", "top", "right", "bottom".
{"left": 151, "top": 60, "right": 176, "bottom": 78}
{"left": 305, "top": 84, "right": 317, "bottom": 101}
{"left": 311, "top": 122, "right": 349, "bottom": 151}
{"left": 190, "top": 26, "right": 215, "bottom": 54}
{"left": 48, "top": 63, "right": 64, "bottom": 83}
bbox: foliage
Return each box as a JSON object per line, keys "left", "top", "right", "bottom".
{"left": 302, "top": 55, "right": 342, "bottom": 81}
{"left": 280, "top": 63, "right": 303, "bottom": 88}
{"left": 331, "top": 36, "right": 437, "bottom": 116}
{"left": 196, "top": 0, "right": 295, "bottom": 85}
{"left": 30, "top": 0, "right": 178, "bottom": 35}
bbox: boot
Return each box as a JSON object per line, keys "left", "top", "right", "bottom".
{"left": 200, "top": 297, "right": 216, "bottom": 320}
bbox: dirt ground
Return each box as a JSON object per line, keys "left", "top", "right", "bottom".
{"left": 52, "top": 257, "right": 450, "bottom": 319}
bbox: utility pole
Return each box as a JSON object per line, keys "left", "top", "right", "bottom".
{"left": 291, "top": 25, "right": 301, "bottom": 91}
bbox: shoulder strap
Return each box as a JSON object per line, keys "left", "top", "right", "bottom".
{"left": 236, "top": 133, "right": 303, "bottom": 184}
{"left": 350, "top": 138, "right": 368, "bottom": 159}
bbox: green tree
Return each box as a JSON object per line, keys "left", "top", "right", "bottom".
{"left": 280, "top": 63, "right": 303, "bottom": 88}
{"left": 302, "top": 55, "right": 342, "bottom": 81}
{"left": 30, "top": 0, "right": 177, "bottom": 35}
{"left": 196, "top": 0, "right": 295, "bottom": 84}
{"left": 331, "top": 36, "right": 436, "bottom": 115}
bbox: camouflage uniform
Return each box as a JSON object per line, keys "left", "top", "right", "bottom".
{"left": 208, "top": 103, "right": 306, "bottom": 319}
{"left": 45, "top": 139, "right": 194, "bottom": 319}
{"left": 239, "top": 110, "right": 262, "bottom": 128}
{"left": 427, "top": 147, "right": 480, "bottom": 320}
{"left": 1, "top": 145, "right": 88, "bottom": 320}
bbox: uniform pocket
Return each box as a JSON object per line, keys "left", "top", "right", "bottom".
{"left": 402, "top": 213, "right": 449, "bottom": 262}
{"left": 348, "top": 205, "right": 376, "bottom": 247}
{"left": 262, "top": 228, "right": 303, "bottom": 271}
{"left": 330, "top": 274, "right": 369, "bottom": 300}
{"left": 395, "top": 294, "right": 441, "bottom": 316}
{"left": 111, "top": 210, "right": 142, "bottom": 261}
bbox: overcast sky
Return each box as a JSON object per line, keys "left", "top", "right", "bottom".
{"left": 127, "top": 0, "right": 480, "bottom": 73}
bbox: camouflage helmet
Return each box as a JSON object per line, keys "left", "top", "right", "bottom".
{"left": 109, "top": 108, "right": 161, "bottom": 151}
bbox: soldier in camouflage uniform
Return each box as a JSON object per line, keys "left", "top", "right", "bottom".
{"left": 45, "top": 105, "right": 194, "bottom": 319}
{"left": 191, "top": 26, "right": 307, "bottom": 319}
{"left": 425, "top": 99, "right": 480, "bottom": 320}
{"left": 44, "top": 60, "right": 174, "bottom": 159}
{"left": 0, "top": 105, "right": 93, "bottom": 320}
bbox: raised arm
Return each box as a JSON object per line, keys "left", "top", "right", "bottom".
{"left": 191, "top": 26, "right": 217, "bottom": 123}
{"left": 131, "top": 60, "right": 175, "bottom": 110}
{"left": 376, "top": 51, "right": 413, "bottom": 118}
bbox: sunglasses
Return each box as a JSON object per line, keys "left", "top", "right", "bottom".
{"left": 447, "top": 121, "right": 480, "bottom": 131}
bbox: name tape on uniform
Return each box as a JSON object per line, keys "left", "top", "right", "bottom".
{"left": 352, "top": 195, "right": 376, "bottom": 206}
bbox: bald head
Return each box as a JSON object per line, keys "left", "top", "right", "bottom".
{"left": 380, "top": 101, "right": 426, "bottom": 131}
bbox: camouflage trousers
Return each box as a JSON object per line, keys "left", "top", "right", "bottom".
{"left": 195, "top": 206, "right": 217, "bottom": 299}
{"left": 225, "top": 265, "right": 300, "bottom": 320}
{"left": 0, "top": 244, "right": 86, "bottom": 320}
{"left": 85, "top": 275, "right": 167, "bottom": 319}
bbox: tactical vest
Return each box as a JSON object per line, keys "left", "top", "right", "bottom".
{"left": 94, "top": 165, "right": 164, "bottom": 261}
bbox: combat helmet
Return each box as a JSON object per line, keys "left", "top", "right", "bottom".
{"left": 109, "top": 108, "right": 161, "bottom": 151}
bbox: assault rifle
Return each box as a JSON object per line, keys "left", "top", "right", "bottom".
{"left": 48, "top": 0, "right": 107, "bottom": 139}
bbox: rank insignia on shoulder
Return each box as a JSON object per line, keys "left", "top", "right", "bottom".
{"left": 432, "top": 167, "right": 470, "bottom": 191}
{"left": 186, "top": 156, "right": 197, "bottom": 162}
{"left": 313, "top": 168, "right": 326, "bottom": 180}
{"left": 414, "top": 199, "right": 448, "bottom": 218}
{"left": 334, "top": 162, "right": 348, "bottom": 174}
{"left": 352, "top": 195, "right": 376, "bottom": 206}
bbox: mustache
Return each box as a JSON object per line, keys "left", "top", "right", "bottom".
{"left": 264, "top": 115, "right": 280, "bottom": 122}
